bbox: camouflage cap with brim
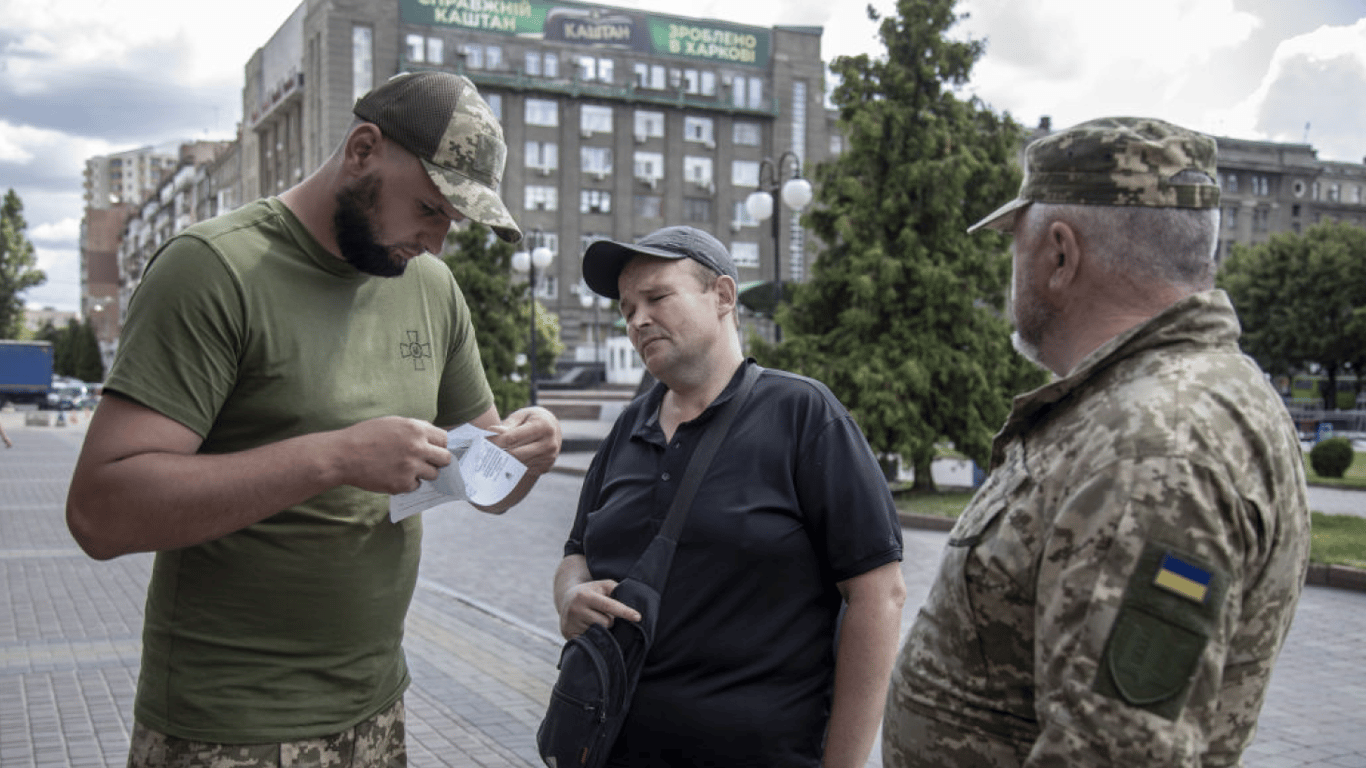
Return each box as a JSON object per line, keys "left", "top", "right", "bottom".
{"left": 968, "top": 116, "right": 1221, "bottom": 234}
{"left": 355, "top": 71, "right": 523, "bottom": 243}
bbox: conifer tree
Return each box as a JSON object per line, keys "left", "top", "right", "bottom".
{"left": 442, "top": 224, "right": 563, "bottom": 416}
{"left": 753, "top": 0, "right": 1046, "bottom": 489}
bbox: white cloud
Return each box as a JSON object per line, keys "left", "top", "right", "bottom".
{"left": 31, "top": 217, "right": 81, "bottom": 244}
{"left": 1210, "top": 19, "right": 1366, "bottom": 161}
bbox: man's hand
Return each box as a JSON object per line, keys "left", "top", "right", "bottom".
{"left": 332, "top": 416, "right": 451, "bottom": 494}
{"left": 485, "top": 406, "right": 561, "bottom": 476}
{"left": 557, "top": 578, "right": 642, "bottom": 639}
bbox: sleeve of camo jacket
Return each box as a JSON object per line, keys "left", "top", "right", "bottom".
{"left": 1024, "top": 455, "right": 1259, "bottom": 766}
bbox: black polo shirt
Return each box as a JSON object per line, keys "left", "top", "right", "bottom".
{"left": 565, "top": 360, "right": 903, "bottom": 767}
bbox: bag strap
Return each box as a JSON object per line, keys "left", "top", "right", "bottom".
{"left": 657, "top": 362, "right": 762, "bottom": 543}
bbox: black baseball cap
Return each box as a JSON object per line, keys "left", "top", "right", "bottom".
{"left": 583, "top": 226, "right": 738, "bottom": 299}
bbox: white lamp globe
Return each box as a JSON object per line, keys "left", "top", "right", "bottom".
{"left": 745, "top": 190, "right": 774, "bottom": 222}
{"left": 532, "top": 245, "right": 554, "bottom": 269}
{"left": 579, "top": 292, "right": 594, "bottom": 308}
{"left": 511, "top": 250, "right": 531, "bottom": 273}
{"left": 781, "top": 177, "right": 813, "bottom": 210}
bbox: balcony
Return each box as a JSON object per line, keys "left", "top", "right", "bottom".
{"left": 404, "top": 62, "right": 780, "bottom": 118}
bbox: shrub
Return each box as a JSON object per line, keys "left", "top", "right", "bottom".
{"left": 1310, "top": 437, "right": 1354, "bottom": 478}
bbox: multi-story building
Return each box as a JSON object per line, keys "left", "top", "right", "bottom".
{"left": 1214, "top": 137, "right": 1366, "bottom": 262}
{"left": 82, "top": 146, "right": 180, "bottom": 210}
{"left": 235, "top": 0, "right": 832, "bottom": 357}
{"left": 81, "top": 141, "right": 232, "bottom": 365}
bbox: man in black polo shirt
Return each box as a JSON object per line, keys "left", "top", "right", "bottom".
{"left": 553, "top": 225, "right": 906, "bottom": 767}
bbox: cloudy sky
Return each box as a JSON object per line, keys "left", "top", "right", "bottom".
{"left": 2, "top": 0, "right": 1364, "bottom": 312}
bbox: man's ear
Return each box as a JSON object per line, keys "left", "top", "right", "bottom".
{"left": 343, "top": 123, "right": 384, "bottom": 173}
{"left": 1045, "top": 221, "right": 1082, "bottom": 293}
{"left": 715, "top": 275, "right": 738, "bottom": 318}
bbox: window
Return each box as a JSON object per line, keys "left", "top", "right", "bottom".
{"left": 1225, "top": 206, "right": 1238, "bottom": 230}
{"left": 577, "top": 56, "right": 614, "bottom": 83}
{"left": 403, "top": 34, "right": 446, "bottom": 65}
{"left": 581, "top": 190, "right": 612, "bottom": 214}
{"left": 1351, "top": 185, "right": 1362, "bottom": 204}
{"left": 534, "top": 273, "right": 559, "bottom": 301}
{"left": 526, "top": 141, "right": 558, "bottom": 173}
{"left": 733, "top": 122, "right": 761, "bottom": 146}
{"left": 669, "top": 68, "right": 683, "bottom": 90}
{"left": 649, "top": 65, "right": 665, "bottom": 90}
{"left": 543, "top": 52, "right": 559, "bottom": 78}
{"left": 747, "top": 77, "right": 764, "bottom": 109}
{"left": 1328, "top": 183, "right": 1341, "bottom": 202}
{"left": 700, "top": 71, "right": 716, "bottom": 96}
{"left": 683, "top": 197, "right": 712, "bottom": 223}
{"left": 731, "top": 242, "right": 759, "bottom": 268}
{"left": 1251, "top": 175, "right": 1269, "bottom": 196}
{"left": 1253, "top": 207, "right": 1270, "bottom": 232}
{"left": 525, "top": 185, "right": 558, "bottom": 211}
{"left": 526, "top": 50, "right": 541, "bottom": 76}
{"left": 1221, "top": 172, "right": 1239, "bottom": 194}
{"left": 462, "top": 44, "right": 482, "bottom": 69}
{"left": 732, "top": 161, "right": 759, "bottom": 188}
{"left": 633, "top": 63, "right": 649, "bottom": 88}
{"left": 683, "top": 69, "right": 700, "bottom": 94}
{"left": 684, "top": 156, "right": 713, "bottom": 187}
{"left": 486, "top": 93, "right": 503, "bottom": 122}
{"left": 352, "top": 26, "right": 373, "bottom": 102}
{"left": 684, "top": 117, "right": 715, "bottom": 145}
{"left": 830, "top": 134, "right": 844, "bottom": 154}
{"left": 732, "top": 200, "right": 757, "bottom": 227}
{"left": 485, "top": 45, "right": 502, "bottom": 70}
{"left": 634, "top": 152, "right": 664, "bottom": 182}
{"left": 526, "top": 98, "right": 558, "bottom": 127}
{"left": 581, "top": 147, "right": 613, "bottom": 177}
{"left": 634, "top": 195, "right": 662, "bottom": 219}
{"left": 634, "top": 110, "right": 665, "bottom": 140}
{"left": 581, "top": 105, "right": 613, "bottom": 135}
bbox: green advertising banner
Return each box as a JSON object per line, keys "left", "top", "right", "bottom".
{"left": 401, "top": 0, "right": 770, "bottom": 67}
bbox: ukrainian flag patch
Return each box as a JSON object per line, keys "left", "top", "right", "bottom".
{"left": 1153, "top": 552, "right": 1212, "bottom": 604}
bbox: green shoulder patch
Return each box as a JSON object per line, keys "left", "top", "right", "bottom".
{"left": 1093, "top": 541, "right": 1228, "bottom": 720}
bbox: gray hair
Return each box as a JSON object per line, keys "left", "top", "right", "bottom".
{"left": 1022, "top": 171, "right": 1221, "bottom": 290}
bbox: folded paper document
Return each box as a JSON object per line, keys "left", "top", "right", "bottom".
{"left": 389, "top": 424, "right": 527, "bottom": 522}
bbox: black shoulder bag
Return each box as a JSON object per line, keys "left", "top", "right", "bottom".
{"left": 536, "top": 364, "right": 762, "bottom": 768}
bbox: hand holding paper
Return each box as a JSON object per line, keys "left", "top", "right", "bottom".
{"left": 389, "top": 424, "right": 527, "bottom": 522}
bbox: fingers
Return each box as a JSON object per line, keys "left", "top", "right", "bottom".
{"left": 487, "top": 407, "right": 562, "bottom": 475}
{"left": 560, "top": 580, "right": 642, "bottom": 638}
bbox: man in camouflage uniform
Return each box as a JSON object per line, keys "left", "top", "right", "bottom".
{"left": 883, "top": 117, "right": 1311, "bottom": 766}
{"left": 67, "top": 72, "right": 561, "bottom": 766}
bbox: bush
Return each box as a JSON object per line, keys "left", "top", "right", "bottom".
{"left": 1310, "top": 437, "right": 1354, "bottom": 478}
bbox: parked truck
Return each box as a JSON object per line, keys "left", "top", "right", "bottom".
{"left": 0, "top": 340, "right": 54, "bottom": 408}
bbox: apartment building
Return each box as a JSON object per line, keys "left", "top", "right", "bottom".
{"left": 237, "top": 0, "right": 833, "bottom": 353}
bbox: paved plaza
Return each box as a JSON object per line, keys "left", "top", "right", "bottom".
{"left": 2, "top": 412, "right": 1365, "bottom": 767}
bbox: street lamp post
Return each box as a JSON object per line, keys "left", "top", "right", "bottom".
{"left": 578, "top": 290, "right": 613, "bottom": 368}
{"left": 512, "top": 236, "right": 555, "bottom": 406}
{"left": 744, "top": 151, "right": 813, "bottom": 343}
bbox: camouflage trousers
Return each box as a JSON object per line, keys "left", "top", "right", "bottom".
{"left": 127, "top": 698, "right": 406, "bottom": 768}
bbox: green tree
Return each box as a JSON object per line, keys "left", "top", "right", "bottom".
{"left": 0, "top": 189, "right": 47, "bottom": 339}
{"left": 1219, "top": 221, "right": 1366, "bottom": 410}
{"left": 752, "top": 0, "right": 1046, "bottom": 490}
{"left": 69, "top": 319, "right": 104, "bottom": 382}
{"left": 442, "top": 224, "right": 563, "bottom": 417}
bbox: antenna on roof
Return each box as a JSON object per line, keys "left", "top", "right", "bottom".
{"left": 1303, "top": 122, "right": 1310, "bottom": 144}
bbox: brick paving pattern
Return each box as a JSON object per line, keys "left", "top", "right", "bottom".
{"left": 2, "top": 413, "right": 1365, "bottom": 767}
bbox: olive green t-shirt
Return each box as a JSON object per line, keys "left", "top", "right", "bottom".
{"left": 105, "top": 198, "right": 494, "bottom": 742}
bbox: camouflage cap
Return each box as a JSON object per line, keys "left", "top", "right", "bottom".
{"left": 967, "top": 116, "right": 1221, "bottom": 234}
{"left": 354, "top": 71, "right": 522, "bottom": 243}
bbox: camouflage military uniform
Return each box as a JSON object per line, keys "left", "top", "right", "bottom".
{"left": 884, "top": 290, "right": 1310, "bottom": 767}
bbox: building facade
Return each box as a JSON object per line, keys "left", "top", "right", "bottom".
{"left": 235, "top": 0, "right": 832, "bottom": 354}
{"left": 1214, "top": 136, "right": 1366, "bottom": 262}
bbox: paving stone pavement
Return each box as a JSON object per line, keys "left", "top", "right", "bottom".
{"left": 2, "top": 413, "right": 1365, "bottom": 767}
